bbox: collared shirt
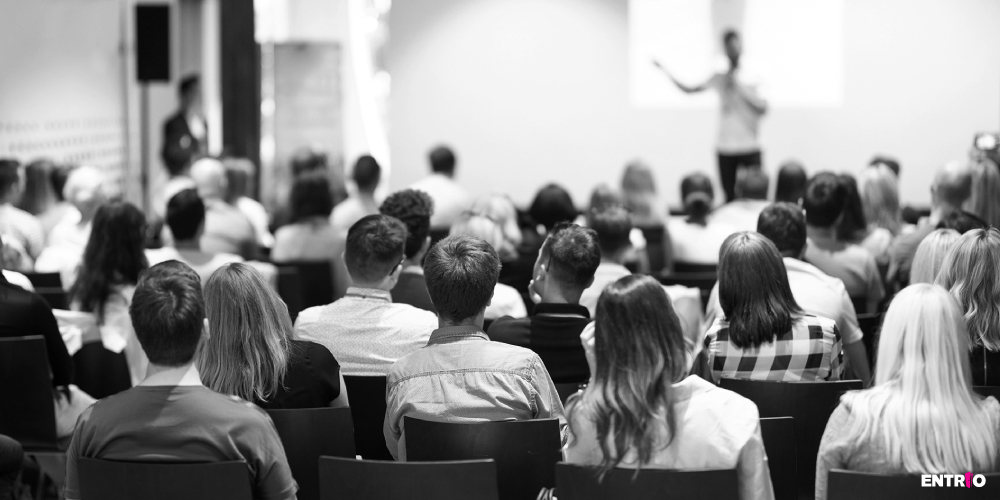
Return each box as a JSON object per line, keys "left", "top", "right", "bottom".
{"left": 409, "top": 174, "right": 472, "bottom": 229}
{"left": 383, "top": 325, "right": 566, "bottom": 460}
{"left": 487, "top": 303, "right": 592, "bottom": 383}
{"left": 804, "top": 233, "right": 885, "bottom": 305}
{"left": 707, "top": 314, "right": 843, "bottom": 382}
{"left": 579, "top": 262, "right": 631, "bottom": 318}
{"left": 294, "top": 287, "right": 438, "bottom": 376}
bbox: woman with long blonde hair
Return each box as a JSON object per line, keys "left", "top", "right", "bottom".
{"left": 964, "top": 159, "right": 1000, "bottom": 228}
{"left": 200, "top": 263, "right": 348, "bottom": 408}
{"left": 815, "top": 284, "right": 1000, "bottom": 500}
{"left": 909, "top": 228, "right": 960, "bottom": 284}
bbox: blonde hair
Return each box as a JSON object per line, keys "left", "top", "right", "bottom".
{"left": 465, "top": 195, "right": 521, "bottom": 260}
{"left": 964, "top": 159, "right": 1000, "bottom": 228}
{"left": 199, "top": 263, "right": 290, "bottom": 402}
{"left": 936, "top": 228, "right": 1000, "bottom": 351}
{"left": 621, "top": 161, "right": 660, "bottom": 223}
{"left": 858, "top": 164, "right": 902, "bottom": 235}
{"left": 450, "top": 214, "right": 507, "bottom": 257}
{"left": 910, "top": 229, "right": 960, "bottom": 284}
{"left": 839, "top": 284, "right": 998, "bottom": 473}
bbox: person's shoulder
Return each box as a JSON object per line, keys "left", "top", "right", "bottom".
{"left": 486, "top": 316, "right": 529, "bottom": 343}
{"left": 390, "top": 302, "right": 439, "bottom": 325}
{"left": 799, "top": 314, "right": 839, "bottom": 334}
{"left": 294, "top": 304, "right": 328, "bottom": 325}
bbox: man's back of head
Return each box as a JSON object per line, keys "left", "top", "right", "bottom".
{"left": 757, "top": 203, "right": 807, "bottom": 258}
{"left": 932, "top": 160, "right": 973, "bottom": 210}
{"left": 189, "top": 157, "right": 227, "bottom": 201}
{"left": 734, "top": 168, "right": 769, "bottom": 201}
{"left": 353, "top": 155, "right": 381, "bottom": 195}
{"left": 428, "top": 146, "right": 456, "bottom": 177}
{"left": 803, "top": 172, "right": 848, "bottom": 228}
{"left": 424, "top": 234, "right": 500, "bottom": 325}
{"left": 539, "top": 223, "right": 601, "bottom": 300}
{"left": 290, "top": 148, "right": 327, "bottom": 178}
{"left": 345, "top": 214, "right": 408, "bottom": 286}
{"left": 380, "top": 189, "right": 434, "bottom": 261}
{"left": 130, "top": 261, "right": 205, "bottom": 368}
{"left": 775, "top": 161, "right": 807, "bottom": 203}
{"left": 166, "top": 189, "right": 206, "bottom": 243}
{"left": 588, "top": 206, "right": 632, "bottom": 261}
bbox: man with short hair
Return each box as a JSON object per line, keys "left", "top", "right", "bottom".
{"left": 710, "top": 167, "right": 771, "bottom": 233}
{"left": 189, "top": 157, "right": 258, "bottom": 260}
{"left": 379, "top": 189, "right": 436, "bottom": 312}
{"left": 295, "top": 214, "right": 438, "bottom": 376}
{"left": 803, "top": 173, "right": 885, "bottom": 313}
{"left": 162, "top": 74, "right": 207, "bottom": 176}
{"left": 36, "top": 166, "right": 108, "bottom": 283}
{"left": 331, "top": 155, "right": 382, "bottom": 234}
{"left": 0, "top": 158, "right": 45, "bottom": 270}
{"left": 409, "top": 145, "right": 471, "bottom": 229}
{"left": 64, "top": 261, "right": 297, "bottom": 500}
{"left": 146, "top": 189, "right": 243, "bottom": 283}
{"left": 488, "top": 223, "right": 599, "bottom": 383}
{"left": 703, "top": 203, "right": 871, "bottom": 386}
{"left": 383, "top": 234, "right": 565, "bottom": 460}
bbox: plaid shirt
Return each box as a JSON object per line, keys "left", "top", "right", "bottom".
{"left": 706, "top": 315, "right": 843, "bottom": 382}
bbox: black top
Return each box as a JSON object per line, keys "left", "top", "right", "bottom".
{"left": 256, "top": 339, "right": 341, "bottom": 409}
{"left": 487, "top": 303, "right": 591, "bottom": 383}
{"left": 0, "top": 275, "right": 73, "bottom": 387}
{"left": 391, "top": 271, "right": 436, "bottom": 313}
{"left": 970, "top": 346, "right": 1000, "bottom": 387}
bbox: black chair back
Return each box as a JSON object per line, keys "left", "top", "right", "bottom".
{"left": 554, "top": 463, "right": 738, "bottom": 500}
{"left": 0, "top": 336, "right": 58, "bottom": 451}
{"left": 267, "top": 407, "right": 356, "bottom": 500}
{"left": 36, "top": 287, "right": 69, "bottom": 310}
{"left": 658, "top": 272, "right": 716, "bottom": 309}
{"left": 974, "top": 386, "right": 1000, "bottom": 400}
{"left": 78, "top": 459, "right": 253, "bottom": 500}
{"left": 73, "top": 342, "right": 132, "bottom": 399}
{"left": 672, "top": 262, "right": 717, "bottom": 274}
{"left": 759, "top": 417, "right": 796, "bottom": 500}
{"left": 828, "top": 469, "right": 1000, "bottom": 500}
{"left": 23, "top": 272, "right": 61, "bottom": 289}
{"left": 719, "top": 379, "right": 862, "bottom": 499}
{"left": 856, "top": 313, "right": 881, "bottom": 368}
{"left": 341, "top": 376, "right": 393, "bottom": 460}
{"left": 851, "top": 297, "right": 868, "bottom": 316}
{"left": 636, "top": 224, "right": 667, "bottom": 275}
{"left": 276, "top": 262, "right": 334, "bottom": 322}
{"left": 319, "top": 457, "right": 499, "bottom": 500}
{"left": 405, "top": 417, "right": 562, "bottom": 500}
{"left": 554, "top": 383, "right": 584, "bottom": 405}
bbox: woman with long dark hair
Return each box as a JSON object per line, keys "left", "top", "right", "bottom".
{"left": 566, "top": 275, "right": 773, "bottom": 500}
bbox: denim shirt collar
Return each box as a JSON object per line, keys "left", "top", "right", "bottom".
{"left": 427, "top": 325, "right": 489, "bottom": 345}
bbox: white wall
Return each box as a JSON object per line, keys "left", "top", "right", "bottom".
{"left": 388, "top": 0, "right": 1000, "bottom": 208}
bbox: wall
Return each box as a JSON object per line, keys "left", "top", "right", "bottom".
{"left": 388, "top": 0, "right": 1000, "bottom": 208}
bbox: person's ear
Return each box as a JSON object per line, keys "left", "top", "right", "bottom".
{"left": 536, "top": 263, "right": 548, "bottom": 282}
{"left": 390, "top": 262, "right": 404, "bottom": 280}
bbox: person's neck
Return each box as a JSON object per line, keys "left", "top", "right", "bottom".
{"left": 806, "top": 225, "right": 838, "bottom": 240}
{"left": 174, "top": 239, "right": 201, "bottom": 251}
{"left": 600, "top": 255, "right": 626, "bottom": 266}
{"left": 439, "top": 314, "right": 484, "bottom": 330}
{"left": 351, "top": 279, "right": 394, "bottom": 292}
{"left": 139, "top": 362, "right": 203, "bottom": 387}
{"left": 401, "top": 258, "right": 423, "bottom": 269}
{"left": 539, "top": 284, "right": 582, "bottom": 305}
{"left": 357, "top": 191, "right": 376, "bottom": 203}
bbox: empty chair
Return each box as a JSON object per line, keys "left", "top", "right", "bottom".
{"left": 342, "top": 376, "right": 393, "bottom": 460}
{"left": 404, "top": 417, "right": 562, "bottom": 500}
{"left": 77, "top": 459, "right": 252, "bottom": 500}
{"left": 319, "top": 457, "right": 499, "bottom": 500}
{"left": 554, "top": 463, "right": 738, "bottom": 500}
{"left": 0, "top": 336, "right": 58, "bottom": 451}
{"left": 267, "top": 407, "right": 356, "bottom": 500}
{"left": 827, "top": 470, "right": 1000, "bottom": 500}
{"left": 759, "top": 417, "right": 796, "bottom": 500}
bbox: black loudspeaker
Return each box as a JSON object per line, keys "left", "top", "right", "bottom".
{"left": 136, "top": 5, "right": 170, "bottom": 82}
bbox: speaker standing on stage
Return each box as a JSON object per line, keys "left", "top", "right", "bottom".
{"left": 161, "top": 75, "right": 207, "bottom": 177}
{"left": 654, "top": 30, "right": 768, "bottom": 203}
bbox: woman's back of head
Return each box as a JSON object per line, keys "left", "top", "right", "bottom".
{"left": 469, "top": 194, "right": 522, "bottom": 256}
{"left": 964, "top": 159, "right": 1000, "bottom": 229}
{"left": 450, "top": 214, "right": 508, "bottom": 260}
{"left": 857, "top": 164, "right": 902, "bottom": 235}
{"left": 836, "top": 173, "right": 868, "bottom": 241}
{"left": 529, "top": 183, "right": 577, "bottom": 232}
{"left": 910, "top": 229, "right": 960, "bottom": 284}
{"left": 679, "top": 173, "right": 714, "bottom": 225}
{"left": 936, "top": 227, "right": 1000, "bottom": 351}
{"left": 620, "top": 161, "right": 660, "bottom": 223}
{"left": 775, "top": 160, "right": 807, "bottom": 204}
{"left": 71, "top": 201, "right": 148, "bottom": 318}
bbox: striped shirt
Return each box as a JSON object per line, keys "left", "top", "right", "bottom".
{"left": 706, "top": 315, "right": 843, "bottom": 382}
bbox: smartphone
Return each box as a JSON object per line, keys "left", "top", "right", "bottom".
{"left": 973, "top": 132, "right": 999, "bottom": 152}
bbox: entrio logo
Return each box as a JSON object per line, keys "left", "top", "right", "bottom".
{"left": 921, "top": 473, "right": 987, "bottom": 488}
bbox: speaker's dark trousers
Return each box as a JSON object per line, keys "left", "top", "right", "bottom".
{"left": 717, "top": 150, "right": 763, "bottom": 203}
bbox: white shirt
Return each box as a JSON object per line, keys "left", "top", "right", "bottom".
{"left": 272, "top": 219, "right": 342, "bottom": 263}
{"left": 709, "top": 199, "right": 770, "bottom": 235}
{"left": 236, "top": 197, "right": 274, "bottom": 248}
{"left": 409, "top": 173, "right": 472, "bottom": 229}
{"left": 579, "top": 262, "right": 632, "bottom": 318}
{"left": 330, "top": 195, "right": 380, "bottom": 235}
{"left": 485, "top": 283, "right": 527, "bottom": 320}
{"left": 667, "top": 215, "right": 737, "bottom": 265}
{"left": 145, "top": 247, "right": 243, "bottom": 284}
{"left": 708, "top": 70, "right": 765, "bottom": 154}
{"left": 2, "top": 270, "right": 33, "bottom": 291}
{"left": 294, "top": 287, "right": 439, "bottom": 376}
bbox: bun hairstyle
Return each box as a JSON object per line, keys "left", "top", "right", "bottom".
{"left": 680, "top": 173, "right": 714, "bottom": 225}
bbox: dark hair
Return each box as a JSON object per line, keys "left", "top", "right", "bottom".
{"left": 588, "top": 185, "right": 621, "bottom": 214}
{"left": 428, "top": 146, "right": 456, "bottom": 175}
{"left": 588, "top": 206, "right": 632, "bottom": 256}
{"left": 680, "top": 173, "right": 714, "bottom": 224}
{"left": 0, "top": 159, "right": 19, "bottom": 198}
{"left": 937, "top": 210, "right": 988, "bottom": 234}
{"left": 567, "top": 275, "right": 685, "bottom": 478}
{"left": 380, "top": 189, "right": 434, "bottom": 259}
{"left": 723, "top": 29, "right": 739, "bottom": 45}
{"left": 17, "top": 159, "right": 55, "bottom": 215}
{"left": 718, "top": 232, "right": 801, "bottom": 348}
{"left": 166, "top": 189, "right": 206, "bottom": 241}
{"left": 424, "top": 234, "right": 500, "bottom": 322}
{"left": 836, "top": 174, "right": 867, "bottom": 241}
{"left": 735, "top": 168, "right": 768, "bottom": 200}
{"left": 345, "top": 214, "right": 407, "bottom": 283}
{"left": 530, "top": 183, "right": 578, "bottom": 231}
{"left": 775, "top": 160, "right": 807, "bottom": 203}
{"left": 290, "top": 148, "right": 327, "bottom": 177}
{"left": 868, "top": 155, "right": 901, "bottom": 177}
{"left": 353, "top": 155, "right": 381, "bottom": 192}
{"left": 757, "top": 203, "right": 806, "bottom": 256}
{"left": 542, "top": 223, "right": 601, "bottom": 289}
{"left": 130, "top": 261, "right": 205, "bottom": 366}
{"left": 179, "top": 74, "right": 200, "bottom": 97}
{"left": 803, "top": 172, "right": 848, "bottom": 228}
{"left": 290, "top": 173, "right": 334, "bottom": 222}
{"left": 50, "top": 163, "right": 75, "bottom": 202}
{"left": 71, "top": 202, "right": 149, "bottom": 321}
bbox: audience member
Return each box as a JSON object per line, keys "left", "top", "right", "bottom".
{"left": 147, "top": 189, "right": 243, "bottom": 283}
{"left": 706, "top": 232, "right": 843, "bottom": 382}
{"left": 620, "top": 161, "right": 664, "bottom": 226}
{"left": 0, "top": 158, "right": 45, "bottom": 270}
{"left": 909, "top": 228, "right": 960, "bottom": 284}
{"left": 815, "top": 284, "right": 999, "bottom": 500}
{"left": 704, "top": 204, "right": 870, "bottom": 385}
{"left": 964, "top": 158, "right": 1000, "bottom": 228}
{"left": 161, "top": 75, "right": 206, "bottom": 180}
{"left": 383, "top": 234, "right": 565, "bottom": 460}
{"left": 583, "top": 185, "right": 652, "bottom": 274}
{"left": 189, "top": 157, "right": 257, "bottom": 260}
{"left": 469, "top": 194, "right": 523, "bottom": 261}
{"left": 201, "top": 263, "right": 347, "bottom": 409}
{"left": 579, "top": 206, "right": 635, "bottom": 317}
{"left": 887, "top": 160, "right": 972, "bottom": 288}
{"left": 0, "top": 236, "right": 33, "bottom": 291}
{"left": 868, "top": 155, "right": 901, "bottom": 177}
{"left": 667, "top": 172, "right": 731, "bottom": 265}
{"left": 410, "top": 145, "right": 471, "bottom": 229}
{"left": 802, "top": 172, "right": 884, "bottom": 312}
{"left": 294, "top": 214, "right": 437, "bottom": 376}
{"left": 270, "top": 147, "right": 346, "bottom": 229}
{"left": 488, "top": 223, "right": 599, "bottom": 383}
{"left": 271, "top": 173, "right": 340, "bottom": 261}
{"left": 938, "top": 209, "right": 988, "bottom": 234}
{"left": 449, "top": 214, "right": 528, "bottom": 320}
{"left": 39, "top": 162, "right": 76, "bottom": 237}
{"left": 331, "top": 154, "right": 381, "bottom": 234}
{"left": 775, "top": 160, "right": 807, "bottom": 203}
{"left": 856, "top": 164, "right": 904, "bottom": 265}
{"left": 63, "top": 261, "right": 297, "bottom": 500}
{"left": 567, "top": 275, "right": 773, "bottom": 500}
{"left": 0, "top": 435, "right": 22, "bottom": 500}
{"left": 16, "top": 159, "right": 55, "bottom": 216}
{"left": 380, "top": 189, "right": 436, "bottom": 312}
{"left": 936, "top": 228, "right": 1000, "bottom": 386}
{"left": 69, "top": 202, "right": 150, "bottom": 385}
{"left": 710, "top": 167, "right": 770, "bottom": 233}
{"left": 223, "top": 157, "right": 274, "bottom": 248}
{"left": 36, "top": 165, "right": 108, "bottom": 286}
{"left": 528, "top": 183, "right": 578, "bottom": 234}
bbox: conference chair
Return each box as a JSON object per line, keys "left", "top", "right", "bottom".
{"left": 760, "top": 417, "right": 797, "bottom": 500}
{"left": 319, "top": 457, "right": 499, "bottom": 500}
{"left": 0, "top": 336, "right": 59, "bottom": 452}
{"left": 77, "top": 459, "right": 252, "bottom": 500}
{"left": 719, "top": 379, "right": 863, "bottom": 500}
{"left": 554, "top": 463, "right": 738, "bottom": 500}
{"left": 827, "top": 470, "right": 1000, "bottom": 500}
{"left": 266, "top": 407, "right": 356, "bottom": 500}
{"left": 658, "top": 272, "right": 716, "bottom": 309}
{"left": 636, "top": 224, "right": 667, "bottom": 275}
{"left": 73, "top": 342, "right": 131, "bottom": 399}
{"left": 23, "top": 272, "right": 61, "bottom": 289}
{"left": 404, "top": 417, "right": 562, "bottom": 500}
{"left": 671, "top": 263, "right": 717, "bottom": 274}
{"left": 974, "top": 386, "right": 1000, "bottom": 400}
{"left": 275, "top": 261, "right": 334, "bottom": 322}
{"left": 341, "top": 376, "right": 393, "bottom": 460}
{"left": 855, "top": 313, "right": 882, "bottom": 368}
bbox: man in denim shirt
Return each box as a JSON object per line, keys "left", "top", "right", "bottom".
{"left": 383, "top": 234, "right": 566, "bottom": 460}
